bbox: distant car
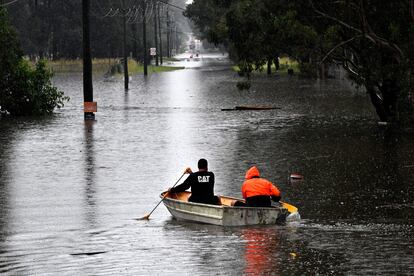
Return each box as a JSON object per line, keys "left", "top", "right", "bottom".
{"left": 190, "top": 55, "right": 193, "bottom": 58}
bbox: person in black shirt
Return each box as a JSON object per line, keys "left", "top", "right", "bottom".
{"left": 169, "top": 159, "right": 220, "bottom": 205}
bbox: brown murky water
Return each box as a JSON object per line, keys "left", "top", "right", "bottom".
{"left": 0, "top": 54, "right": 413, "bottom": 275}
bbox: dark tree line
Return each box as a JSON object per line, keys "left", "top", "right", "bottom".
{"left": 6, "top": 0, "right": 186, "bottom": 61}
{"left": 185, "top": 0, "right": 414, "bottom": 124}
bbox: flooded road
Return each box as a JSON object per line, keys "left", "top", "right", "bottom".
{"left": 0, "top": 54, "right": 413, "bottom": 275}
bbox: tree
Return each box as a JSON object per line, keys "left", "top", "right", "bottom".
{"left": 306, "top": 0, "right": 414, "bottom": 123}
{"left": 5, "top": 0, "right": 188, "bottom": 61}
{"left": 185, "top": 0, "right": 414, "bottom": 124}
{"left": 0, "top": 7, "right": 68, "bottom": 116}
{"left": 185, "top": 0, "right": 316, "bottom": 76}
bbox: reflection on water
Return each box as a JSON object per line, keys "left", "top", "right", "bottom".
{"left": 0, "top": 54, "right": 413, "bottom": 274}
{"left": 0, "top": 122, "right": 14, "bottom": 244}
{"left": 242, "top": 227, "right": 280, "bottom": 275}
{"left": 84, "top": 120, "right": 97, "bottom": 228}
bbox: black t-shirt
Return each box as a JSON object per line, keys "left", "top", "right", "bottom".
{"left": 170, "top": 171, "right": 215, "bottom": 204}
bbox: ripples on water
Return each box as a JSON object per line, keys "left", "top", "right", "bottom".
{"left": 0, "top": 54, "right": 413, "bottom": 275}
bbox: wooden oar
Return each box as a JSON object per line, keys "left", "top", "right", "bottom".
{"left": 281, "top": 201, "right": 298, "bottom": 213}
{"left": 137, "top": 172, "right": 186, "bottom": 220}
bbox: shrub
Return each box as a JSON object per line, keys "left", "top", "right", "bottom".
{"left": 0, "top": 7, "right": 68, "bottom": 116}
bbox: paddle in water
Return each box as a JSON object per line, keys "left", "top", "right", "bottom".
{"left": 137, "top": 171, "right": 186, "bottom": 220}
{"left": 281, "top": 201, "right": 298, "bottom": 213}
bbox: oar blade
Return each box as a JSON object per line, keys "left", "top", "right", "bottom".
{"left": 136, "top": 172, "right": 186, "bottom": 221}
{"left": 281, "top": 201, "right": 298, "bottom": 213}
{"left": 136, "top": 214, "right": 151, "bottom": 220}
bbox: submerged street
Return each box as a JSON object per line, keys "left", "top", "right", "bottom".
{"left": 0, "top": 54, "right": 413, "bottom": 275}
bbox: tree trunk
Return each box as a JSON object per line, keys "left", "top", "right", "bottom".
{"left": 367, "top": 87, "right": 388, "bottom": 122}
{"left": 131, "top": 23, "right": 139, "bottom": 61}
{"left": 267, "top": 58, "right": 272, "bottom": 75}
{"left": 274, "top": 56, "right": 280, "bottom": 70}
{"left": 379, "top": 78, "right": 399, "bottom": 120}
{"left": 320, "top": 62, "right": 325, "bottom": 79}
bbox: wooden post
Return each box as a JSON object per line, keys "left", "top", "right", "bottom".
{"left": 154, "top": 0, "right": 159, "bottom": 66}
{"left": 267, "top": 58, "right": 272, "bottom": 75}
{"left": 142, "top": 0, "right": 148, "bottom": 76}
{"left": 122, "top": 0, "right": 129, "bottom": 90}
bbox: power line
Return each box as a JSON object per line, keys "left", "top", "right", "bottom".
{"left": 156, "top": 0, "right": 186, "bottom": 11}
{"left": 0, "top": 0, "right": 20, "bottom": 7}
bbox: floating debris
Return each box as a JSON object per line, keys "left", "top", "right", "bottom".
{"left": 221, "top": 105, "right": 280, "bottom": 111}
{"left": 70, "top": 251, "right": 107, "bottom": 256}
{"left": 290, "top": 173, "right": 303, "bottom": 180}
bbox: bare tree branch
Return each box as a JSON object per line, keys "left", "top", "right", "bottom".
{"left": 309, "top": 0, "right": 404, "bottom": 61}
{"left": 343, "top": 62, "right": 361, "bottom": 79}
{"left": 320, "top": 34, "right": 362, "bottom": 64}
{"left": 310, "top": 0, "right": 363, "bottom": 33}
{"left": 0, "top": 0, "right": 20, "bottom": 7}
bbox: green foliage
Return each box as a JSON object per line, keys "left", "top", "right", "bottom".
{"left": 185, "top": 0, "right": 229, "bottom": 45}
{"left": 0, "top": 7, "right": 21, "bottom": 90}
{"left": 185, "top": 0, "right": 414, "bottom": 124}
{"left": 1, "top": 59, "right": 69, "bottom": 116}
{"left": 0, "top": 7, "right": 69, "bottom": 116}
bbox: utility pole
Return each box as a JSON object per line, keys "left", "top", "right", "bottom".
{"left": 82, "top": 0, "right": 96, "bottom": 120}
{"left": 153, "top": 0, "right": 159, "bottom": 66}
{"left": 171, "top": 23, "right": 175, "bottom": 54}
{"left": 175, "top": 25, "right": 178, "bottom": 55}
{"left": 166, "top": 8, "right": 170, "bottom": 58}
{"left": 157, "top": 2, "right": 163, "bottom": 65}
{"left": 122, "top": 0, "right": 129, "bottom": 90}
{"left": 142, "top": 0, "right": 148, "bottom": 76}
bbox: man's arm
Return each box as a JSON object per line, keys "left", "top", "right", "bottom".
{"left": 170, "top": 174, "right": 193, "bottom": 193}
{"left": 269, "top": 182, "right": 281, "bottom": 201}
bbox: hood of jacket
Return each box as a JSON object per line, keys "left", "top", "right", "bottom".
{"left": 245, "top": 166, "right": 260, "bottom": 180}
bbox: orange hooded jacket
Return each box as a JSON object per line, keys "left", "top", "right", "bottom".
{"left": 242, "top": 166, "right": 281, "bottom": 199}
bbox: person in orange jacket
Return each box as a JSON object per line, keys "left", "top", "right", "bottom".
{"left": 241, "top": 166, "right": 281, "bottom": 207}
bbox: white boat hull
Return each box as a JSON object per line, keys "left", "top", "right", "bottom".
{"left": 162, "top": 192, "right": 287, "bottom": 226}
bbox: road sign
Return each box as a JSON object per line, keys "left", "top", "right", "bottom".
{"left": 84, "top": 102, "right": 97, "bottom": 113}
{"left": 150, "top": 48, "right": 156, "bottom": 56}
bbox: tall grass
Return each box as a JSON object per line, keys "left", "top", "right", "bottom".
{"left": 232, "top": 57, "right": 299, "bottom": 75}
{"left": 42, "top": 58, "right": 183, "bottom": 74}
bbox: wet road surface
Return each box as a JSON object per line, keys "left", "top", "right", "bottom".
{"left": 0, "top": 53, "right": 413, "bottom": 275}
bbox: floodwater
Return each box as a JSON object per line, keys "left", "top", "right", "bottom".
{"left": 0, "top": 53, "right": 413, "bottom": 275}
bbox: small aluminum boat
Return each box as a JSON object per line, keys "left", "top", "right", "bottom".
{"left": 161, "top": 191, "right": 288, "bottom": 226}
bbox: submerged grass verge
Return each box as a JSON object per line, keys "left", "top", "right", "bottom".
{"left": 40, "top": 58, "right": 184, "bottom": 75}
{"left": 232, "top": 57, "right": 299, "bottom": 75}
